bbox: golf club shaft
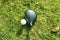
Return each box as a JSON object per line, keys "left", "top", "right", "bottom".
{"left": 32, "top": 27, "right": 44, "bottom": 40}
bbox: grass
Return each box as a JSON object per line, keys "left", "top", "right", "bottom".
{"left": 0, "top": 0, "right": 60, "bottom": 40}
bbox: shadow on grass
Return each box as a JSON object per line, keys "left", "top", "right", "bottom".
{"left": 51, "top": 31, "right": 57, "bottom": 35}
{"left": 24, "top": 24, "right": 32, "bottom": 40}
{"left": 16, "top": 23, "right": 32, "bottom": 40}
{"left": 16, "top": 26, "right": 23, "bottom": 36}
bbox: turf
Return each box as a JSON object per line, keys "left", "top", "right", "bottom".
{"left": 0, "top": 0, "right": 60, "bottom": 40}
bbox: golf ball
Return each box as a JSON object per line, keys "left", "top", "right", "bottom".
{"left": 20, "top": 19, "right": 26, "bottom": 25}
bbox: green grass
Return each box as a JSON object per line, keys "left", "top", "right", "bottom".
{"left": 0, "top": 0, "right": 60, "bottom": 40}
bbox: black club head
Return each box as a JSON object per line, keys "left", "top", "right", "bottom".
{"left": 25, "top": 10, "right": 37, "bottom": 26}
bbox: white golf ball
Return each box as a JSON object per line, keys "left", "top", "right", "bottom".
{"left": 20, "top": 19, "right": 26, "bottom": 25}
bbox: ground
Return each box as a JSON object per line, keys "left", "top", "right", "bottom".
{"left": 0, "top": 0, "right": 60, "bottom": 40}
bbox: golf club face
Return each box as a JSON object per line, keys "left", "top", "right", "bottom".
{"left": 25, "top": 10, "right": 37, "bottom": 26}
